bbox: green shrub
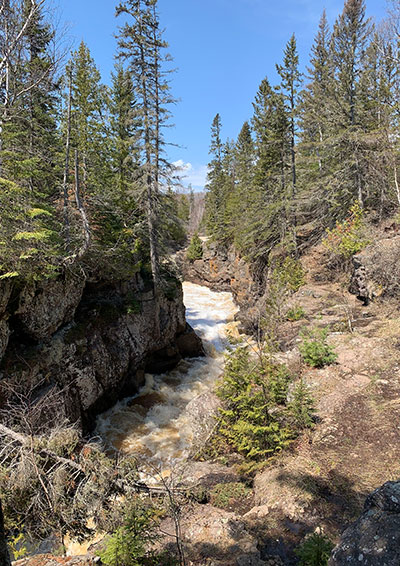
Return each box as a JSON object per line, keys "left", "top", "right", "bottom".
{"left": 323, "top": 201, "right": 369, "bottom": 261}
{"left": 210, "top": 482, "right": 252, "bottom": 510}
{"left": 299, "top": 328, "right": 338, "bottom": 368}
{"left": 288, "top": 380, "right": 316, "bottom": 431}
{"left": 186, "top": 232, "right": 203, "bottom": 262}
{"left": 262, "top": 257, "right": 306, "bottom": 348}
{"left": 286, "top": 305, "right": 306, "bottom": 321}
{"left": 296, "top": 532, "right": 334, "bottom": 566}
{"left": 100, "top": 501, "right": 158, "bottom": 566}
{"left": 216, "top": 347, "right": 293, "bottom": 460}
{"left": 270, "top": 256, "right": 305, "bottom": 294}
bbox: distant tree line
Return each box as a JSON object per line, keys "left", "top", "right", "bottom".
{"left": 204, "top": 0, "right": 400, "bottom": 265}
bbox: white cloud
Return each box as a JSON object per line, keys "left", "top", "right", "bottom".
{"left": 173, "top": 159, "right": 193, "bottom": 173}
{"left": 173, "top": 160, "right": 208, "bottom": 191}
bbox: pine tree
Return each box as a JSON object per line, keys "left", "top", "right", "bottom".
{"left": 109, "top": 63, "right": 139, "bottom": 196}
{"left": 276, "top": 34, "right": 302, "bottom": 198}
{"left": 116, "top": 0, "right": 174, "bottom": 293}
{"left": 300, "top": 11, "right": 331, "bottom": 165}
{"left": 233, "top": 121, "right": 255, "bottom": 223}
{"left": 205, "top": 113, "right": 227, "bottom": 241}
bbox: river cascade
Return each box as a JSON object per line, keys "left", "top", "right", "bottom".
{"left": 96, "top": 282, "right": 238, "bottom": 472}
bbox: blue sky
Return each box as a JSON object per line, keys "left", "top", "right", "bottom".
{"left": 58, "top": 0, "right": 388, "bottom": 190}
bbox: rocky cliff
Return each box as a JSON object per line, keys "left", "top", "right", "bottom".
{"left": 182, "top": 242, "right": 265, "bottom": 333}
{"left": 0, "top": 271, "right": 203, "bottom": 432}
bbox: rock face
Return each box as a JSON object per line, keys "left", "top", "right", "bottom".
{"left": 350, "top": 236, "right": 400, "bottom": 304}
{"left": 0, "top": 271, "right": 203, "bottom": 432}
{"left": 182, "top": 242, "right": 265, "bottom": 333}
{"left": 329, "top": 481, "right": 400, "bottom": 565}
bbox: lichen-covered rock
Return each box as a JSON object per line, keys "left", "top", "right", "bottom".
{"left": 14, "top": 273, "right": 86, "bottom": 341}
{"left": 329, "top": 481, "right": 400, "bottom": 565}
{"left": 350, "top": 236, "right": 400, "bottom": 304}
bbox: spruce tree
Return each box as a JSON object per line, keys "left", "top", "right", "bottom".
{"left": 116, "top": 0, "right": 173, "bottom": 293}
{"left": 276, "top": 34, "right": 302, "bottom": 198}
{"left": 330, "top": 0, "right": 371, "bottom": 128}
{"left": 300, "top": 11, "right": 331, "bottom": 167}
{"left": 234, "top": 121, "right": 255, "bottom": 222}
{"left": 252, "top": 77, "right": 289, "bottom": 198}
{"left": 329, "top": 0, "right": 372, "bottom": 210}
{"left": 109, "top": 63, "right": 139, "bottom": 196}
{"left": 205, "top": 113, "right": 227, "bottom": 241}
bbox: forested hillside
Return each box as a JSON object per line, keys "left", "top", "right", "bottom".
{"left": 0, "top": 0, "right": 188, "bottom": 288}
{"left": 204, "top": 0, "right": 400, "bottom": 267}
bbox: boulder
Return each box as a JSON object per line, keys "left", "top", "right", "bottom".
{"left": 329, "top": 481, "right": 400, "bottom": 565}
{"left": 176, "top": 323, "right": 205, "bottom": 358}
{"left": 350, "top": 236, "right": 400, "bottom": 304}
{"left": 184, "top": 391, "right": 221, "bottom": 456}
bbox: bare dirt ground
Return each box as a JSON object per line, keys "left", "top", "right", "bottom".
{"left": 242, "top": 245, "right": 400, "bottom": 562}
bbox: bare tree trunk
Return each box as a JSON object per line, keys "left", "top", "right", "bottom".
{"left": 74, "top": 149, "right": 91, "bottom": 258}
{"left": 0, "top": 500, "right": 11, "bottom": 566}
{"left": 62, "top": 66, "right": 72, "bottom": 250}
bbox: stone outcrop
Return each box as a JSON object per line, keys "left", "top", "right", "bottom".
{"left": 13, "top": 272, "right": 86, "bottom": 341}
{"left": 350, "top": 236, "right": 400, "bottom": 304}
{"left": 182, "top": 242, "right": 265, "bottom": 333}
{"left": 0, "top": 271, "right": 203, "bottom": 432}
{"left": 329, "top": 481, "right": 400, "bottom": 565}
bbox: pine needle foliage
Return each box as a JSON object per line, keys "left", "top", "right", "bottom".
{"left": 214, "top": 346, "right": 315, "bottom": 461}
{"left": 186, "top": 232, "right": 203, "bottom": 262}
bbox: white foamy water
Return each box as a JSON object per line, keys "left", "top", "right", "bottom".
{"left": 95, "top": 282, "right": 238, "bottom": 469}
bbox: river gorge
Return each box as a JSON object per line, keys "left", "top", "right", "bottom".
{"left": 96, "top": 282, "right": 238, "bottom": 473}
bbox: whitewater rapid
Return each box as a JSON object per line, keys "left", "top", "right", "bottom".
{"left": 95, "top": 282, "right": 238, "bottom": 469}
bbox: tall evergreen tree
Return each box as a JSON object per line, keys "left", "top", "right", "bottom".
{"left": 109, "top": 63, "right": 139, "bottom": 196}
{"left": 252, "top": 77, "right": 289, "bottom": 199}
{"left": 330, "top": 0, "right": 371, "bottom": 128}
{"left": 116, "top": 0, "right": 173, "bottom": 292}
{"left": 234, "top": 121, "right": 255, "bottom": 218}
{"left": 276, "top": 34, "right": 302, "bottom": 198}
{"left": 205, "top": 113, "right": 227, "bottom": 241}
{"left": 300, "top": 11, "right": 331, "bottom": 162}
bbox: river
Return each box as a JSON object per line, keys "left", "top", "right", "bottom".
{"left": 95, "top": 282, "right": 238, "bottom": 471}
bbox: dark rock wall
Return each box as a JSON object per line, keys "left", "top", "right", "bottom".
{"left": 0, "top": 272, "right": 203, "bottom": 432}
{"left": 182, "top": 243, "right": 265, "bottom": 333}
